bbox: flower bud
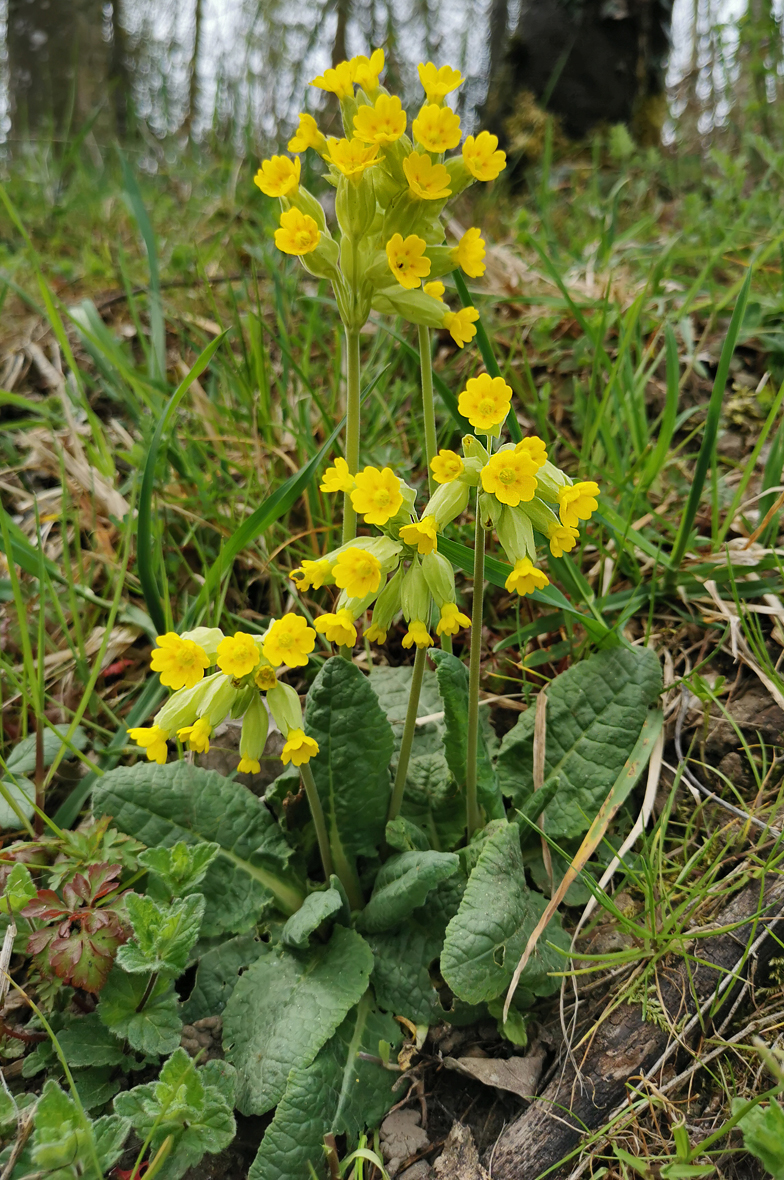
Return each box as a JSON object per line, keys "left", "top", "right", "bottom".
{"left": 424, "top": 245, "right": 457, "bottom": 278}
{"left": 335, "top": 172, "right": 376, "bottom": 239}
{"left": 371, "top": 285, "right": 445, "bottom": 329}
{"left": 401, "top": 558, "right": 430, "bottom": 624}
{"left": 462, "top": 435, "right": 488, "bottom": 463}
{"left": 231, "top": 685, "right": 255, "bottom": 719}
{"left": 285, "top": 187, "right": 327, "bottom": 232}
{"left": 533, "top": 460, "right": 571, "bottom": 504}
{"left": 422, "top": 550, "right": 456, "bottom": 608}
{"left": 239, "top": 693, "right": 270, "bottom": 771}
{"left": 199, "top": 673, "right": 241, "bottom": 728}
{"left": 423, "top": 478, "right": 471, "bottom": 528}
{"left": 520, "top": 496, "right": 560, "bottom": 537}
{"left": 267, "top": 681, "right": 303, "bottom": 736}
{"left": 367, "top": 566, "right": 404, "bottom": 639}
{"left": 153, "top": 673, "right": 219, "bottom": 732}
{"left": 300, "top": 234, "right": 341, "bottom": 282}
{"left": 496, "top": 505, "right": 536, "bottom": 564}
{"left": 445, "top": 155, "right": 475, "bottom": 197}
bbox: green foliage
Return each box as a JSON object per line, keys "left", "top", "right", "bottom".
{"left": 181, "top": 934, "right": 267, "bottom": 1023}
{"left": 431, "top": 650, "right": 504, "bottom": 822}
{"left": 0, "top": 862, "right": 36, "bottom": 913}
{"left": 735, "top": 1097, "right": 784, "bottom": 1179}
{"left": 27, "top": 1079, "right": 129, "bottom": 1179}
{"left": 6, "top": 724, "right": 88, "bottom": 776}
{"left": 117, "top": 892, "right": 205, "bottom": 975}
{"left": 93, "top": 760, "right": 304, "bottom": 931}
{"left": 97, "top": 967, "right": 182, "bottom": 1056}
{"left": 114, "top": 1050, "right": 236, "bottom": 1180}
{"left": 441, "top": 822, "right": 569, "bottom": 1004}
{"left": 358, "top": 851, "right": 460, "bottom": 934}
{"left": 248, "top": 997, "right": 402, "bottom": 1180}
{"left": 281, "top": 887, "right": 345, "bottom": 949}
{"left": 223, "top": 925, "right": 374, "bottom": 1115}
{"left": 496, "top": 646, "right": 662, "bottom": 839}
{"left": 139, "top": 840, "right": 220, "bottom": 900}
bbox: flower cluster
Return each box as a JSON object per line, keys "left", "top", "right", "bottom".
{"left": 253, "top": 49, "right": 506, "bottom": 345}
{"left": 289, "top": 459, "right": 470, "bottom": 649}
{"left": 426, "top": 376, "right": 600, "bottom": 594}
{"left": 128, "top": 620, "right": 320, "bottom": 772}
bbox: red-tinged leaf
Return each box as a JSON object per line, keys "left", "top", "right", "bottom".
{"left": 63, "top": 873, "right": 92, "bottom": 909}
{"left": 49, "top": 922, "right": 128, "bottom": 993}
{"left": 22, "top": 892, "right": 67, "bottom": 921}
{"left": 27, "top": 927, "right": 56, "bottom": 957}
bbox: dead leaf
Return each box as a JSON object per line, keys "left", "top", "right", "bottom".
{"left": 444, "top": 1051, "right": 545, "bottom": 1101}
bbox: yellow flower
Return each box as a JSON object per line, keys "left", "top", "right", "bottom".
{"left": 458, "top": 373, "right": 512, "bottom": 431}
{"left": 436, "top": 602, "right": 471, "bottom": 636}
{"left": 262, "top": 614, "right": 317, "bottom": 668}
{"left": 288, "top": 113, "right": 327, "bottom": 154}
{"left": 216, "top": 632, "right": 260, "bottom": 678}
{"left": 442, "top": 306, "right": 478, "bottom": 348}
{"left": 351, "top": 48, "right": 385, "bottom": 91}
{"left": 238, "top": 756, "right": 261, "bottom": 774}
{"left": 333, "top": 547, "right": 383, "bottom": 598}
{"left": 412, "top": 103, "right": 462, "bottom": 152}
{"left": 177, "top": 716, "right": 212, "bottom": 754}
{"left": 399, "top": 515, "right": 438, "bottom": 555}
{"left": 290, "top": 558, "right": 333, "bottom": 591}
{"left": 403, "top": 152, "right": 452, "bottom": 200}
{"left": 150, "top": 633, "right": 210, "bottom": 691}
{"left": 310, "top": 60, "right": 354, "bottom": 99}
{"left": 255, "top": 665, "right": 278, "bottom": 691}
{"left": 128, "top": 726, "right": 170, "bottom": 765}
{"left": 386, "top": 233, "right": 431, "bottom": 290}
{"left": 402, "top": 620, "right": 433, "bottom": 649}
{"left": 351, "top": 466, "right": 404, "bottom": 526}
{"left": 481, "top": 450, "right": 539, "bottom": 506}
{"left": 320, "top": 456, "right": 355, "bottom": 493}
{"left": 365, "top": 623, "right": 388, "bottom": 644}
{"left": 462, "top": 131, "right": 506, "bottom": 181}
{"left": 281, "top": 728, "right": 320, "bottom": 767}
{"left": 353, "top": 94, "right": 406, "bottom": 144}
{"left": 452, "top": 227, "right": 486, "bottom": 278}
{"left": 253, "top": 154, "right": 301, "bottom": 197}
{"left": 505, "top": 557, "right": 549, "bottom": 597}
{"left": 423, "top": 280, "right": 445, "bottom": 301}
{"left": 417, "top": 61, "right": 463, "bottom": 103}
{"left": 315, "top": 608, "right": 357, "bottom": 647}
{"left": 549, "top": 523, "right": 580, "bottom": 558}
{"left": 558, "top": 481, "right": 600, "bottom": 528}
{"left": 274, "top": 207, "right": 321, "bottom": 256}
{"left": 431, "top": 449, "right": 464, "bottom": 483}
{"left": 515, "top": 436, "right": 548, "bottom": 468}
{"left": 327, "top": 136, "right": 380, "bottom": 177}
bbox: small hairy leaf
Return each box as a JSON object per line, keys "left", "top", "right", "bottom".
{"left": 496, "top": 646, "right": 662, "bottom": 840}
{"left": 248, "top": 996, "right": 402, "bottom": 1180}
{"left": 223, "top": 925, "right": 374, "bottom": 1115}
{"left": 93, "top": 761, "right": 304, "bottom": 932}
{"left": 139, "top": 840, "right": 220, "bottom": 899}
{"left": 117, "top": 892, "right": 205, "bottom": 975}
{"left": 735, "top": 1097, "right": 784, "bottom": 1180}
{"left": 441, "top": 822, "right": 568, "bottom": 1004}
{"left": 358, "top": 851, "right": 459, "bottom": 934}
{"left": 98, "top": 966, "right": 182, "bottom": 1057}
{"left": 30, "top": 1079, "right": 129, "bottom": 1178}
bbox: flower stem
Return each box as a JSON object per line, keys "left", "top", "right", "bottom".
{"left": 418, "top": 325, "right": 437, "bottom": 496}
{"left": 465, "top": 492, "right": 486, "bottom": 839}
{"left": 300, "top": 762, "right": 334, "bottom": 882}
{"left": 342, "top": 327, "right": 361, "bottom": 545}
{"left": 388, "top": 644, "right": 428, "bottom": 822}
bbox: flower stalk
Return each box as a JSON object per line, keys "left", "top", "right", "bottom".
{"left": 465, "top": 486, "right": 486, "bottom": 839}
{"left": 342, "top": 327, "right": 362, "bottom": 545}
{"left": 418, "top": 325, "right": 438, "bottom": 496}
{"left": 388, "top": 644, "right": 428, "bottom": 822}
{"left": 300, "top": 761, "right": 334, "bottom": 883}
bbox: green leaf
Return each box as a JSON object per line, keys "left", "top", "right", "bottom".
{"left": 248, "top": 995, "right": 402, "bottom": 1180}
{"left": 181, "top": 933, "right": 267, "bottom": 1023}
{"left": 97, "top": 966, "right": 182, "bottom": 1057}
{"left": 0, "top": 777, "right": 35, "bottom": 830}
{"left": 93, "top": 761, "right": 304, "bottom": 930}
{"left": 57, "top": 1014, "right": 126, "bottom": 1068}
{"left": 0, "top": 862, "right": 36, "bottom": 912}
{"left": 369, "top": 664, "right": 444, "bottom": 761}
{"left": 431, "top": 650, "right": 504, "bottom": 822}
{"left": 29, "top": 1079, "right": 118, "bottom": 1179}
{"left": 305, "top": 659, "right": 395, "bottom": 889}
{"left": 7, "top": 723, "right": 88, "bottom": 775}
{"left": 282, "top": 888, "right": 344, "bottom": 949}
{"left": 735, "top": 1097, "right": 784, "bottom": 1180}
{"left": 93, "top": 1114, "right": 133, "bottom": 1172}
{"left": 368, "top": 878, "right": 464, "bottom": 1026}
{"left": 74, "top": 1066, "right": 122, "bottom": 1111}
{"left": 139, "top": 840, "right": 220, "bottom": 899}
{"left": 117, "top": 893, "right": 205, "bottom": 975}
{"left": 496, "top": 647, "right": 662, "bottom": 840}
{"left": 441, "top": 822, "right": 568, "bottom": 1004}
{"left": 358, "top": 851, "right": 459, "bottom": 934}
{"left": 402, "top": 752, "right": 466, "bottom": 852}
{"left": 223, "top": 925, "right": 374, "bottom": 1115}
{"left": 385, "top": 816, "right": 430, "bottom": 852}
{"left": 114, "top": 1048, "right": 236, "bottom": 1180}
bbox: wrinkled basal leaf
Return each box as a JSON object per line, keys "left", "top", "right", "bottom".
{"left": 282, "top": 888, "right": 344, "bottom": 949}
{"left": 441, "top": 822, "right": 568, "bottom": 1004}
{"left": 181, "top": 934, "right": 267, "bottom": 1023}
{"left": 93, "top": 761, "right": 303, "bottom": 932}
{"left": 358, "top": 851, "right": 459, "bottom": 934}
{"left": 223, "top": 924, "right": 374, "bottom": 1115}
{"left": 496, "top": 646, "right": 662, "bottom": 839}
{"left": 431, "top": 650, "right": 504, "bottom": 821}
{"left": 248, "top": 996, "right": 402, "bottom": 1180}
{"left": 402, "top": 752, "right": 466, "bottom": 851}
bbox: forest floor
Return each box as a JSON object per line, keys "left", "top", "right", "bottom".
{"left": 1, "top": 129, "right": 784, "bottom": 1178}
